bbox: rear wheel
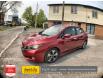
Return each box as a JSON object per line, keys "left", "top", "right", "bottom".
{"left": 82, "top": 41, "right": 87, "bottom": 49}
{"left": 44, "top": 48, "right": 59, "bottom": 63}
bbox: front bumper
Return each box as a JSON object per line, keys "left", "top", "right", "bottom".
{"left": 25, "top": 57, "right": 35, "bottom": 62}
{"left": 22, "top": 49, "right": 37, "bottom": 57}
{"left": 21, "top": 48, "right": 46, "bottom": 62}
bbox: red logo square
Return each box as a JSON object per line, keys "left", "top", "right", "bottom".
{"left": 4, "top": 65, "right": 16, "bottom": 77}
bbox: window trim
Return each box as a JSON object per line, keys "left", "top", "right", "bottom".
{"left": 92, "top": 10, "right": 98, "bottom": 19}
{"left": 63, "top": 27, "right": 77, "bottom": 36}
{"left": 53, "top": 6, "right": 59, "bottom": 13}
{"left": 71, "top": 6, "right": 77, "bottom": 14}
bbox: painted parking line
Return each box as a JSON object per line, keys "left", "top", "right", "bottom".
{"left": 0, "top": 29, "right": 24, "bottom": 57}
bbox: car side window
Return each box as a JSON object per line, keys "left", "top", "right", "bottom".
{"left": 64, "top": 27, "right": 76, "bottom": 35}
{"left": 76, "top": 28, "right": 84, "bottom": 35}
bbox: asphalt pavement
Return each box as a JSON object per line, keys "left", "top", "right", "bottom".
{"left": 0, "top": 26, "right": 24, "bottom": 52}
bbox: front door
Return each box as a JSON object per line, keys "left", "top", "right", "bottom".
{"left": 87, "top": 24, "right": 95, "bottom": 35}
{"left": 63, "top": 27, "right": 77, "bottom": 51}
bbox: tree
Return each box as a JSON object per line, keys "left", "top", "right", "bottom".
{"left": 0, "top": 1, "right": 22, "bottom": 13}
{"left": 22, "top": 7, "right": 47, "bottom": 28}
{"left": 37, "top": 9, "right": 47, "bottom": 27}
{"left": 22, "top": 6, "right": 35, "bottom": 26}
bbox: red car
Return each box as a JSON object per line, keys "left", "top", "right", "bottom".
{"left": 22, "top": 25, "right": 88, "bottom": 63}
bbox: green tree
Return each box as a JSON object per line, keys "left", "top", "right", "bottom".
{"left": 22, "top": 6, "right": 35, "bottom": 26}
{"left": 22, "top": 7, "right": 47, "bottom": 27}
{"left": 37, "top": 9, "right": 47, "bottom": 28}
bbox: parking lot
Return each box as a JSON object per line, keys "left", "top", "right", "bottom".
{"left": 0, "top": 27, "right": 103, "bottom": 78}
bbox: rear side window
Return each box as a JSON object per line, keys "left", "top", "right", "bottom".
{"left": 76, "top": 28, "right": 84, "bottom": 35}
{"left": 64, "top": 27, "right": 76, "bottom": 35}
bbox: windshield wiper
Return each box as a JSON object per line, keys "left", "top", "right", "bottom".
{"left": 41, "top": 33, "right": 49, "bottom": 36}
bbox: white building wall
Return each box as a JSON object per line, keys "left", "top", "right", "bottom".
{"left": 48, "top": 5, "right": 103, "bottom": 26}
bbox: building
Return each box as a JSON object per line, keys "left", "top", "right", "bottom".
{"left": 0, "top": 1, "right": 21, "bottom": 26}
{"left": 48, "top": 3, "right": 103, "bottom": 39}
{"left": 4, "top": 8, "right": 21, "bottom": 26}
{"left": 0, "top": 12, "right": 5, "bottom": 25}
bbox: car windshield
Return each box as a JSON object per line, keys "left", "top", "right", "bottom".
{"left": 41, "top": 25, "right": 62, "bottom": 36}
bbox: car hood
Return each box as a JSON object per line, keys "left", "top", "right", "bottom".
{"left": 22, "top": 34, "right": 56, "bottom": 46}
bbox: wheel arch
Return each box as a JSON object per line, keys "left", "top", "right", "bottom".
{"left": 50, "top": 47, "right": 61, "bottom": 53}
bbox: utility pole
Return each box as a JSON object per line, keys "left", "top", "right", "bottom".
{"left": 34, "top": 2, "right": 38, "bottom": 31}
{"left": 62, "top": 1, "right": 65, "bottom": 26}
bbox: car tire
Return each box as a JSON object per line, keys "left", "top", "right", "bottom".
{"left": 81, "top": 41, "right": 87, "bottom": 49}
{"left": 44, "top": 48, "right": 59, "bottom": 63}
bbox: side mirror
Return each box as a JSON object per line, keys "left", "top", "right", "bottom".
{"left": 63, "top": 34, "right": 71, "bottom": 38}
{"left": 38, "top": 30, "right": 44, "bottom": 34}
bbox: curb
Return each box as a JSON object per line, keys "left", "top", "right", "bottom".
{"left": 0, "top": 30, "right": 24, "bottom": 57}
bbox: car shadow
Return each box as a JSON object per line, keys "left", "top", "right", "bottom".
{"left": 28, "top": 45, "right": 90, "bottom": 66}
{"left": 52, "top": 46, "right": 90, "bottom": 65}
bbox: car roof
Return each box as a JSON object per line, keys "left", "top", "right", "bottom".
{"left": 51, "top": 25, "right": 81, "bottom": 31}
{"left": 54, "top": 25, "right": 80, "bottom": 28}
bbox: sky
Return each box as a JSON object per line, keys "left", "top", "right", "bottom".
{"left": 17, "top": 0, "right": 103, "bottom": 22}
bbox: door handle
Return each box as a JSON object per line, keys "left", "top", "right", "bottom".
{"left": 65, "top": 37, "right": 78, "bottom": 42}
{"left": 79, "top": 36, "right": 84, "bottom": 39}
{"left": 72, "top": 37, "right": 78, "bottom": 41}
{"left": 79, "top": 36, "right": 83, "bottom": 38}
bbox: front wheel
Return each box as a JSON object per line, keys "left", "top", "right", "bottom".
{"left": 44, "top": 48, "right": 59, "bottom": 63}
{"left": 81, "top": 41, "right": 87, "bottom": 49}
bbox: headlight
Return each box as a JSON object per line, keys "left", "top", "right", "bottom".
{"left": 30, "top": 45, "right": 41, "bottom": 49}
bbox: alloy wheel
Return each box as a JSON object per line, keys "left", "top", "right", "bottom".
{"left": 45, "top": 48, "right": 59, "bottom": 63}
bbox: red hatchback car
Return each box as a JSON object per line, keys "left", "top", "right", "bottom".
{"left": 22, "top": 25, "right": 88, "bottom": 63}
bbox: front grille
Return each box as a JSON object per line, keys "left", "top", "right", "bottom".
{"left": 22, "top": 46, "right": 30, "bottom": 50}
{"left": 22, "top": 46, "right": 34, "bottom": 50}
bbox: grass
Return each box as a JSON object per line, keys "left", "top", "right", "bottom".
{"left": 0, "top": 26, "right": 15, "bottom": 31}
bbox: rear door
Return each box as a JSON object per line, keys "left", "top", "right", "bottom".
{"left": 75, "top": 27, "right": 85, "bottom": 47}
